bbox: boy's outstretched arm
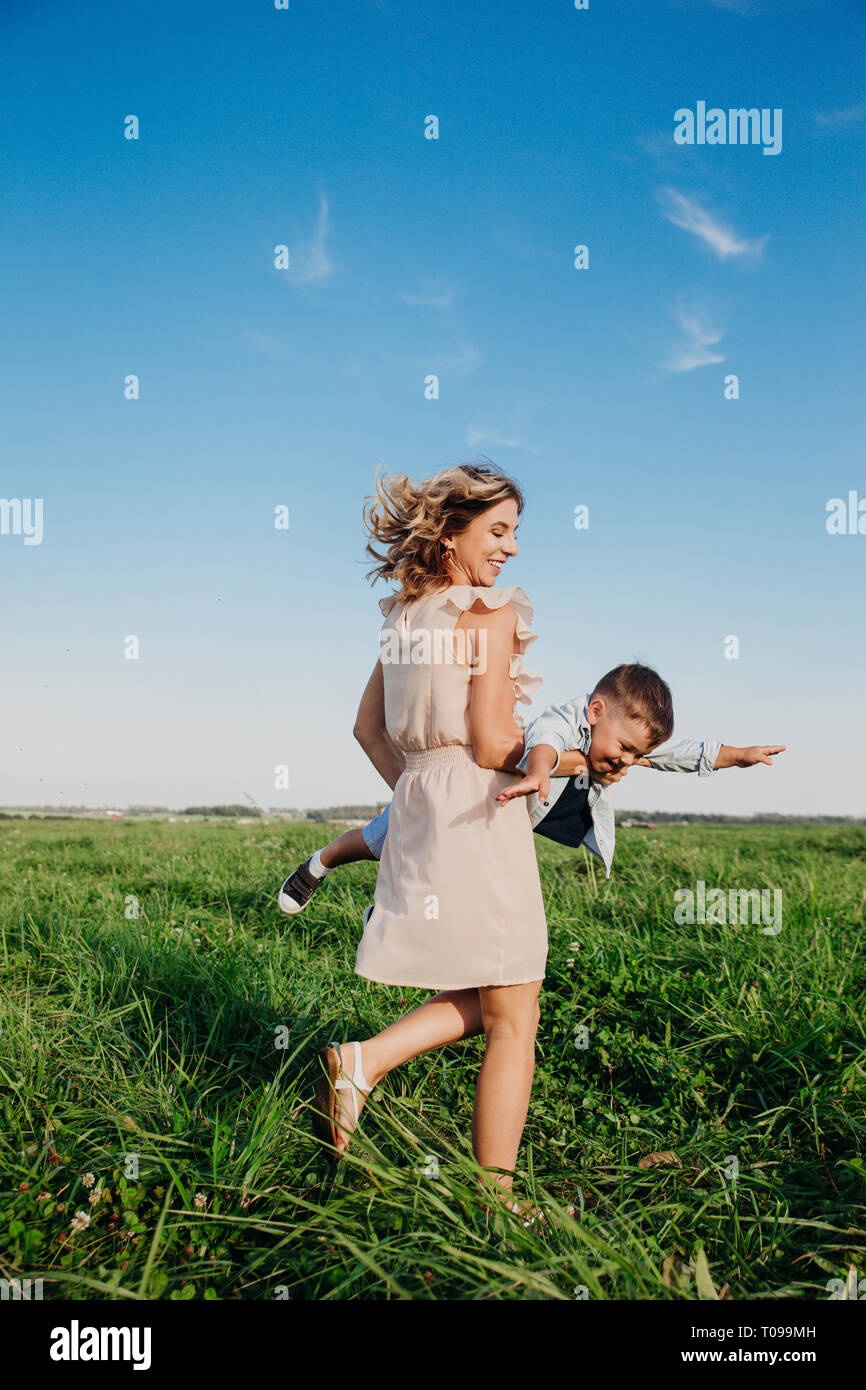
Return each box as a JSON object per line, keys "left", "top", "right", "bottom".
{"left": 636, "top": 740, "right": 785, "bottom": 771}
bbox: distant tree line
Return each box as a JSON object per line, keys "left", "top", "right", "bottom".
{"left": 1, "top": 806, "right": 863, "bottom": 827}
{"left": 618, "top": 810, "right": 865, "bottom": 825}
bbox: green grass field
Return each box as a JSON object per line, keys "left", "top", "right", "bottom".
{"left": 1, "top": 818, "right": 864, "bottom": 1301}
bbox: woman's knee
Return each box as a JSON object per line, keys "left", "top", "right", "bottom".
{"left": 479, "top": 985, "right": 542, "bottom": 1045}
{"left": 482, "top": 1019, "right": 538, "bottom": 1051}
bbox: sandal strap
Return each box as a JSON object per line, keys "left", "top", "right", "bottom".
{"left": 330, "top": 1042, "right": 371, "bottom": 1123}
{"left": 334, "top": 1077, "right": 360, "bottom": 1121}
{"left": 347, "top": 1040, "right": 372, "bottom": 1093}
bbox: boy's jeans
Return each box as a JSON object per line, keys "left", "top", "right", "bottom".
{"left": 361, "top": 806, "right": 390, "bottom": 860}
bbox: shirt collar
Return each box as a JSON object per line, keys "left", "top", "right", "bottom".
{"left": 576, "top": 692, "right": 593, "bottom": 745}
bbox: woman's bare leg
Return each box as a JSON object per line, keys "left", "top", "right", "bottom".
{"left": 328, "top": 982, "right": 545, "bottom": 1211}
{"left": 329, "top": 988, "right": 482, "bottom": 1151}
{"left": 472, "top": 981, "right": 543, "bottom": 1205}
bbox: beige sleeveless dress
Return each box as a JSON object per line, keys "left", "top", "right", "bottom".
{"left": 354, "top": 583, "right": 548, "bottom": 990}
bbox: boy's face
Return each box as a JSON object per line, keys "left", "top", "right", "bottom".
{"left": 586, "top": 697, "right": 658, "bottom": 774}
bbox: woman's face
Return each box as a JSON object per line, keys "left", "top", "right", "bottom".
{"left": 443, "top": 498, "right": 520, "bottom": 586}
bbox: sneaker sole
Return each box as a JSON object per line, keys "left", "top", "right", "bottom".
{"left": 278, "top": 890, "right": 307, "bottom": 915}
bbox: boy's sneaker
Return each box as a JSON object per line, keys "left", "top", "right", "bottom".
{"left": 278, "top": 857, "right": 327, "bottom": 915}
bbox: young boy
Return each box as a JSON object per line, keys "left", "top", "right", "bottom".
{"left": 279, "top": 662, "right": 784, "bottom": 913}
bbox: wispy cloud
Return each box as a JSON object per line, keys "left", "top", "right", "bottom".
{"left": 399, "top": 288, "right": 457, "bottom": 308}
{"left": 655, "top": 186, "right": 767, "bottom": 260}
{"left": 465, "top": 427, "right": 522, "bottom": 449}
{"left": 240, "top": 328, "right": 289, "bottom": 359}
{"left": 637, "top": 130, "right": 677, "bottom": 159}
{"left": 815, "top": 102, "right": 866, "bottom": 127}
{"left": 411, "top": 343, "right": 484, "bottom": 377}
{"left": 659, "top": 301, "right": 726, "bottom": 373}
{"left": 286, "top": 189, "right": 337, "bottom": 285}
{"left": 675, "top": 0, "right": 836, "bottom": 14}
{"left": 667, "top": 0, "right": 767, "bottom": 13}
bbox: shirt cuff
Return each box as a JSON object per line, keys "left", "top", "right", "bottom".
{"left": 698, "top": 739, "right": 722, "bottom": 776}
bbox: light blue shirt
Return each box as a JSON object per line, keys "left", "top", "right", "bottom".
{"left": 517, "top": 692, "right": 721, "bottom": 878}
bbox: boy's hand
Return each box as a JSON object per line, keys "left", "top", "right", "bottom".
{"left": 496, "top": 773, "right": 551, "bottom": 806}
{"left": 498, "top": 742, "right": 559, "bottom": 805}
{"left": 726, "top": 744, "right": 786, "bottom": 768}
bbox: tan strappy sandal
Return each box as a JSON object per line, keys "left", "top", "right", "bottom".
{"left": 313, "top": 1040, "right": 372, "bottom": 1162}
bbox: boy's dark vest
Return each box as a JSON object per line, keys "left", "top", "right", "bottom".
{"left": 532, "top": 777, "right": 593, "bottom": 849}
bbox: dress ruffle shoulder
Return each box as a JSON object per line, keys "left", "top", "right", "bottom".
{"left": 378, "top": 592, "right": 402, "bottom": 620}
{"left": 442, "top": 584, "right": 542, "bottom": 711}
{"left": 376, "top": 584, "right": 541, "bottom": 709}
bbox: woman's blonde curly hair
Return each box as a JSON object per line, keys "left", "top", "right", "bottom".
{"left": 363, "top": 461, "right": 525, "bottom": 602}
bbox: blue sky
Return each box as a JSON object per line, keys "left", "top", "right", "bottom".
{"left": 1, "top": 0, "right": 864, "bottom": 816}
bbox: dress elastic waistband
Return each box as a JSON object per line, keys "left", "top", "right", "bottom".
{"left": 403, "top": 744, "right": 475, "bottom": 770}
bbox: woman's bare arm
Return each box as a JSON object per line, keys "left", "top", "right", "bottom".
{"left": 353, "top": 660, "right": 406, "bottom": 790}
{"left": 464, "top": 604, "right": 527, "bottom": 771}
{"left": 551, "top": 749, "right": 590, "bottom": 777}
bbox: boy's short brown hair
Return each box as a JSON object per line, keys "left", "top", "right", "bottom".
{"left": 590, "top": 663, "right": 674, "bottom": 747}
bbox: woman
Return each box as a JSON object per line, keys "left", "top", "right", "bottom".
{"left": 313, "top": 463, "right": 548, "bottom": 1218}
